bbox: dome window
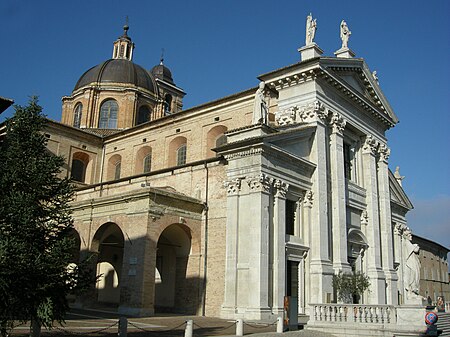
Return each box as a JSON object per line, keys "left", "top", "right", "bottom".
{"left": 99, "top": 99, "right": 118, "bottom": 129}
{"left": 73, "top": 103, "right": 83, "bottom": 128}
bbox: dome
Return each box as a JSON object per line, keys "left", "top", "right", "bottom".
{"left": 73, "top": 59, "right": 157, "bottom": 93}
{"left": 151, "top": 63, "right": 174, "bottom": 84}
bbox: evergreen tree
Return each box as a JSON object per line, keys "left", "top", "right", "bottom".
{"left": 0, "top": 97, "right": 92, "bottom": 337}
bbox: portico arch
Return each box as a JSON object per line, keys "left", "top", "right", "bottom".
{"left": 92, "top": 222, "right": 124, "bottom": 305}
{"left": 155, "top": 223, "right": 192, "bottom": 313}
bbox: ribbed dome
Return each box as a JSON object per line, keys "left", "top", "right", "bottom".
{"left": 73, "top": 59, "right": 156, "bottom": 93}
{"left": 151, "top": 63, "right": 174, "bottom": 84}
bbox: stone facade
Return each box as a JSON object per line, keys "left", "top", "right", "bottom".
{"left": 31, "top": 22, "right": 448, "bottom": 333}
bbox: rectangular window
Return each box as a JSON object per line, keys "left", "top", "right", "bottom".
{"left": 344, "top": 143, "right": 352, "bottom": 180}
{"left": 285, "top": 199, "right": 296, "bottom": 235}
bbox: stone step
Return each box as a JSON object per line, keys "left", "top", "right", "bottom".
{"left": 437, "top": 313, "right": 450, "bottom": 337}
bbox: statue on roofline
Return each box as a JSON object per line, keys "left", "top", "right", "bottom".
{"left": 305, "top": 13, "right": 317, "bottom": 45}
{"left": 252, "top": 81, "right": 268, "bottom": 125}
{"left": 340, "top": 20, "right": 351, "bottom": 49}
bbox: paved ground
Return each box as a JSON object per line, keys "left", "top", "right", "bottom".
{"left": 7, "top": 307, "right": 335, "bottom": 337}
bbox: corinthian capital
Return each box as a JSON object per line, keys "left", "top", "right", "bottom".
{"left": 378, "top": 143, "right": 390, "bottom": 163}
{"left": 303, "top": 190, "right": 314, "bottom": 208}
{"left": 329, "top": 112, "right": 346, "bottom": 134}
{"left": 362, "top": 135, "right": 379, "bottom": 155}
{"left": 247, "top": 173, "right": 272, "bottom": 193}
{"left": 274, "top": 179, "right": 289, "bottom": 198}
{"left": 298, "top": 100, "right": 328, "bottom": 123}
{"left": 224, "top": 178, "right": 242, "bottom": 195}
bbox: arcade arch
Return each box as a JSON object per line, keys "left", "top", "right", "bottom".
{"left": 91, "top": 222, "right": 124, "bottom": 305}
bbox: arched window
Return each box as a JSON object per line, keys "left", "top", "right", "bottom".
{"left": 206, "top": 125, "right": 228, "bottom": 158}
{"left": 70, "top": 152, "right": 90, "bottom": 183}
{"left": 73, "top": 103, "right": 82, "bottom": 128}
{"left": 216, "top": 134, "right": 227, "bottom": 147}
{"left": 99, "top": 99, "right": 118, "bottom": 129}
{"left": 114, "top": 161, "right": 121, "bottom": 180}
{"left": 143, "top": 154, "right": 152, "bottom": 173}
{"left": 136, "top": 105, "right": 151, "bottom": 125}
{"left": 164, "top": 94, "right": 172, "bottom": 115}
{"left": 71, "top": 159, "right": 86, "bottom": 182}
{"left": 107, "top": 154, "right": 122, "bottom": 181}
{"left": 176, "top": 144, "right": 187, "bottom": 166}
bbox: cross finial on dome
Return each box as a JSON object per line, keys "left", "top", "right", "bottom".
{"left": 160, "top": 48, "right": 165, "bottom": 65}
{"left": 123, "top": 16, "right": 129, "bottom": 36}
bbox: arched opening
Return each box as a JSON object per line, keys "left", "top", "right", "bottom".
{"left": 136, "top": 105, "right": 152, "bottom": 125}
{"left": 206, "top": 125, "right": 227, "bottom": 158}
{"left": 107, "top": 154, "right": 122, "bottom": 181}
{"left": 99, "top": 99, "right": 118, "bottom": 129}
{"left": 155, "top": 224, "right": 192, "bottom": 313}
{"left": 92, "top": 222, "right": 124, "bottom": 305}
{"left": 347, "top": 228, "right": 369, "bottom": 303}
{"left": 168, "top": 136, "right": 187, "bottom": 167}
{"left": 70, "top": 152, "right": 90, "bottom": 183}
{"left": 135, "top": 146, "right": 152, "bottom": 174}
{"left": 164, "top": 94, "right": 172, "bottom": 115}
{"left": 73, "top": 103, "right": 83, "bottom": 128}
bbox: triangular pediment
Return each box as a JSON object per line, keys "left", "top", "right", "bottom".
{"left": 320, "top": 58, "right": 399, "bottom": 126}
{"left": 389, "top": 169, "right": 413, "bottom": 210}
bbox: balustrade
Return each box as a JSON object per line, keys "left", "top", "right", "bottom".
{"left": 310, "top": 304, "right": 396, "bottom": 324}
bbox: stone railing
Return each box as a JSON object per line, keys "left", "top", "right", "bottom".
{"left": 445, "top": 302, "right": 450, "bottom": 312}
{"left": 309, "top": 304, "right": 397, "bottom": 324}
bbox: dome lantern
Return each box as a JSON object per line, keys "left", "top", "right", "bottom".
{"left": 112, "top": 23, "right": 135, "bottom": 61}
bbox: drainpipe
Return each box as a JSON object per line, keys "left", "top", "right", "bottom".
{"left": 99, "top": 143, "right": 106, "bottom": 196}
{"left": 201, "top": 161, "right": 209, "bottom": 316}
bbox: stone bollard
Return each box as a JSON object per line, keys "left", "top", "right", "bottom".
{"left": 184, "top": 319, "right": 193, "bottom": 337}
{"left": 236, "top": 319, "right": 244, "bottom": 336}
{"left": 118, "top": 317, "right": 127, "bottom": 337}
{"left": 276, "top": 316, "right": 283, "bottom": 333}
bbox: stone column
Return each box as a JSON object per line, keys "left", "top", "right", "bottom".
{"left": 361, "top": 135, "right": 386, "bottom": 304}
{"left": 272, "top": 179, "right": 289, "bottom": 315}
{"left": 377, "top": 144, "right": 398, "bottom": 304}
{"left": 221, "top": 178, "right": 242, "bottom": 315}
{"left": 328, "top": 112, "right": 351, "bottom": 273}
{"left": 306, "top": 102, "right": 333, "bottom": 303}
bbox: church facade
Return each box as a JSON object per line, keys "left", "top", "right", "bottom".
{"left": 36, "top": 20, "right": 425, "bottom": 321}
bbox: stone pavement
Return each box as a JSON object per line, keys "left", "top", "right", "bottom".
{"left": 8, "top": 307, "right": 336, "bottom": 337}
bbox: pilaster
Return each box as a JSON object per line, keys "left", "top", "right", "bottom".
{"left": 309, "top": 102, "right": 333, "bottom": 303}
{"left": 222, "top": 178, "right": 242, "bottom": 313}
{"left": 377, "top": 144, "right": 398, "bottom": 304}
{"left": 272, "top": 179, "right": 289, "bottom": 315}
{"left": 361, "top": 135, "right": 385, "bottom": 304}
{"left": 328, "top": 112, "right": 351, "bottom": 273}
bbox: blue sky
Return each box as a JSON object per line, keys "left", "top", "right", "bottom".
{"left": 1, "top": 0, "right": 449, "bottom": 247}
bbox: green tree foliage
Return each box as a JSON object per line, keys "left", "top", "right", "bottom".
{"left": 0, "top": 97, "right": 93, "bottom": 337}
{"left": 332, "top": 271, "right": 371, "bottom": 304}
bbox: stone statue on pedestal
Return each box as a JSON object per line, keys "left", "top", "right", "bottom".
{"left": 305, "top": 13, "right": 317, "bottom": 45}
{"left": 340, "top": 20, "right": 351, "bottom": 49}
{"left": 252, "top": 81, "right": 268, "bottom": 124}
{"left": 403, "top": 230, "right": 421, "bottom": 301}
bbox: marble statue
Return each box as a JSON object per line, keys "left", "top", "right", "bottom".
{"left": 340, "top": 20, "right": 351, "bottom": 49}
{"left": 403, "top": 235, "right": 421, "bottom": 299}
{"left": 394, "top": 166, "right": 405, "bottom": 186}
{"left": 305, "top": 13, "right": 317, "bottom": 45}
{"left": 252, "top": 81, "right": 268, "bottom": 124}
{"left": 372, "top": 71, "right": 379, "bottom": 84}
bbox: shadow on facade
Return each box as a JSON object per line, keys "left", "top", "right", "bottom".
{"left": 74, "top": 222, "right": 204, "bottom": 316}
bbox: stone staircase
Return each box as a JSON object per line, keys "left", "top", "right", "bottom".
{"left": 437, "top": 312, "right": 450, "bottom": 337}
